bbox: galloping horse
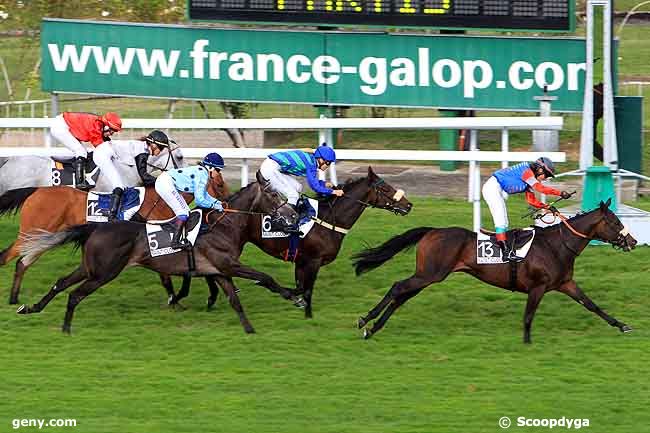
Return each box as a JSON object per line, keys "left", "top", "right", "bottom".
{"left": 17, "top": 180, "right": 299, "bottom": 334}
{"left": 0, "top": 140, "right": 185, "bottom": 195}
{"left": 353, "top": 199, "right": 637, "bottom": 343}
{"left": 0, "top": 175, "right": 229, "bottom": 304}
{"left": 170, "top": 167, "right": 413, "bottom": 318}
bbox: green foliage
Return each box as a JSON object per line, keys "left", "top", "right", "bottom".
{"left": 0, "top": 198, "right": 649, "bottom": 432}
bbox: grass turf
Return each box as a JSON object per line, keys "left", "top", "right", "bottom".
{"left": 0, "top": 197, "right": 648, "bottom": 433}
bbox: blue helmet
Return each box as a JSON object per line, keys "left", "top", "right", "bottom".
{"left": 314, "top": 144, "right": 336, "bottom": 162}
{"left": 202, "top": 152, "right": 225, "bottom": 170}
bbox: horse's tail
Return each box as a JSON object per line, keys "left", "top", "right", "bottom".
{"left": 353, "top": 227, "right": 434, "bottom": 276}
{"left": 19, "top": 224, "right": 99, "bottom": 263}
{"left": 0, "top": 187, "right": 38, "bottom": 216}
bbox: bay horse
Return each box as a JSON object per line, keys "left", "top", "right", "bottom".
{"left": 0, "top": 174, "right": 229, "bottom": 304}
{"left": 352, "top": 199, "right": 637, "bottom": 343}
{"left": 17, "top": 179, "right": 300, "bottom": 334}
{"left": 170, "top": 166, "right": 413, "bottom": 318}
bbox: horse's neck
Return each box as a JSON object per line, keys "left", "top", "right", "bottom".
{"left": 547, "top": 212, "right": 599, "bottom": 257}
{"left": 318, "top": 183, "right": 370, "bottom": 228}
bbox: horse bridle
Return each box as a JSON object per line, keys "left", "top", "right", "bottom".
{"left": 543, "top": 210, "right": 632, "bottom": 254}
{"left": 147, "top": 144, "right": 180, "bottom": 172}
{"left": 341, "top": 178, "right": 406, "bottom": 214}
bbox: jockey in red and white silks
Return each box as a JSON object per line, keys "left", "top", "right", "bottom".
{"left": 482, "top": 157, "right": 571, "bottom": 261}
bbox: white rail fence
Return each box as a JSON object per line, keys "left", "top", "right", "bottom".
{"left": 0, "top": 117, "right": 565, "bottom": 232}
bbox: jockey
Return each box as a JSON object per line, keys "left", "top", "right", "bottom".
{"left": 258, "top": 144, "right": 344, "bottom": 215}
{"left": 155, "top": 152, "right": 225, "bottom": 249}
{"left": 105, "top": 130, "right": 171, "bottom": 221}
{"left": 50, "top": 111, "right": 122, "bottom": 191}
{"left": 482, "top": 157, "right": 571, "bottom": 262}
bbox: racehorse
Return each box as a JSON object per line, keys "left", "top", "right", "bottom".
{"left": 0, "top": 140, "right": 185, "bottom": 195}
{"left": 0, "top": 175, "right": 229, "bottom": 304}
{"left": 17, "top": 179, "right": 299, "bottom": 334}
{"left": 170, "top": 167, "right": 413, "bottom": 318}
{"left": 352, "top": 199, "right": 637, "bottom": 343}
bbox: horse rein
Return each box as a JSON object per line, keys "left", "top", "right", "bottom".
{"left": 541, "top": 209, "right": 631, "bottom": 253}
{"left": 146, "top": 145, "right": 180, "bottom": 172}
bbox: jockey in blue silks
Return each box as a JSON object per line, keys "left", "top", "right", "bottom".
{"left": 155, "top": 152, "right": 225, "bottom": 248}
{"left": 258, "top": 144, "right": 344, "bottom": 212}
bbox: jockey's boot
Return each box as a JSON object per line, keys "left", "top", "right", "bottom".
{"left": 74, "top": 156, "right": 92, "bottom": 191}
{"left": 108, "top": 187, "right": 124, "bottom": 222}
{"left": 500, "top": 238, "right": 524, "bottom": 263}
{"left": 170, "top": 216, "right": 190, "bottom": 250}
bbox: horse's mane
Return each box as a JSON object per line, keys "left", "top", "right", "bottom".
{"left": 316, "top": 176, "right": 369, "bottom": 203}
{"left": 223, "top": 181, "right": 256, "bottom": 203}
{"left": 536, "top": 207, "right": 600, "bottom": 233}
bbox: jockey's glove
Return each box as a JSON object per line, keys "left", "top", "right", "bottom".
{"left": 560, "top": 191, "right": 572, "bottom": 199}
{"left": 212, "top": 201, "right": 224, "bottom": 212}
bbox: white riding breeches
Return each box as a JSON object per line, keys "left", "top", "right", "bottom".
{"left": 50, "top": 114, "right": 88, "bottom": 158}
{"left": 155, "top": 172, "right": 190, "bottom": 218}
{"left": 482, "top": 176, "right": 509, "bottom": 229}
{"left": 92, "top": 142, "right": 126, "bottom": 190}
{"left": 260, "top": 158, "right": 303, "bottom": 205}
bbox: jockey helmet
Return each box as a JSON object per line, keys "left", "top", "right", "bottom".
{"left": 101, "top": 112, "right": 122, "bottom": 132}
{"left": 202, "top": 152, "right": 225, "bottom": 170}
{"left": 145, "top": 130, "right": 170, "bottom": 149}
{"left": 532, "top": 157, "right": 555, "bottom": 178}
{"left": 314, "top": 144, "right": 336, "bottom": 163}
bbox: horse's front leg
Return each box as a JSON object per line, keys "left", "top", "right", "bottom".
{"left": 557, "top": 280, "right": 631, "bottom": 333}
{"left": 522, "top": 286, "right": 547, "bottom": 344}
{"left": 227, "top": 261, "right": 305, "bottom": 309}
{"left": 296, "top": 260, "right": 321, "bottom": 319}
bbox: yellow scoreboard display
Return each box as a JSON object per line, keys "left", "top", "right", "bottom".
{"left": 189, "top": 0, "right": 573, "bottom": 31}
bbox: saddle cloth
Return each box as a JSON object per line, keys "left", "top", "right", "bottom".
{"left": 86, "top": 187, "right": 145, "bottom": 223}
{"left": 261, "top": 198, "right": 318, "bottom": 239}
{"left": 146, "top": 209, "right": 203, "bottom": 257}
{"left": 50, "top": 152, "right": 99, "bottom": 187}
{"left": 476, "top": 227, "right": 536, "bottom": 264}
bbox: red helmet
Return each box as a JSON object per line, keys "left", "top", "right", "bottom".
{"left": 101, "top": 112, "right": 122, "bottom": 132}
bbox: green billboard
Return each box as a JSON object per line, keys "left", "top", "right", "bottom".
{"left": 41, "top": 19, "right": 586, "bottom": 111}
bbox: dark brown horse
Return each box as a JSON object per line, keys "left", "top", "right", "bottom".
{"left": 17, "top": 180, "right": 299, "bottom": 333}
{"left": 0, "top": 175, "right": 228, "bottom": 304}
{"left": 170, "top": 166, "right": 413, "bottom": 318}
{"left": 353, "top": 199, "right": 637, "bottom": 343}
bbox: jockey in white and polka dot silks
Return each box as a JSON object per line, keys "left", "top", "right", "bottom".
{"left": 155, "top": 153, "right": 224, "bottom": 249}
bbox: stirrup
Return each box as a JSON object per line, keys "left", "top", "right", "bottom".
{"left": 507, "top": 250, "right": 524, "bottom": 263}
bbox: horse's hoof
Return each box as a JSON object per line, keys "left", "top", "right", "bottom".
{"left": 207, "top": 299, "right": 216, "bottom": 310}
{"left": 167, "top": 295, "right": 175, "bottom": 305}
{"left": 363, "top": 328, "right": 372, "bottom": 340}
{"left": 620, "top": 324, "right": 633, "bottom": 333}
{"left": 292, "top": 296, "right": 306, "bottom": 309}
{"left": 171, "top": 302, "right": 187, "bottom": 311}
{"left": 16, "top": 304, "right": 28, "bottom": 315}
{"left": 357, "top": 317, "right": 367, "bottom": 329}
{"left": 62, "top": 326, "right": 71, "bottom": 335}
{"left": 8, "top": 298, "right": 18, "bottom": 305}
{"left": 244, "top": 326, "right": 256, "bottom": 334}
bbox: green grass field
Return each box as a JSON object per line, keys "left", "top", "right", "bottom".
{"left": 0, "top": 198, "right": 648, "bottom": 433}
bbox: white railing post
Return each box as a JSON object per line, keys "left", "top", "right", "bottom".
{"left": 501, "top": 128, "right": 509, "bottom": 169}
{"left": 241, "top": 159, "right": 249, "bottom": 189}
{"left": 470, "top": 130, "right": 481, "bottom": 233}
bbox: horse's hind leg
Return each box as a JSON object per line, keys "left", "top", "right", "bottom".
{"left": 228, "top": 262, "right": 305, "bottom": 308}
{"left": 363, "top": 288, "right": 424, "bottom": 339}
{"left": 359, "top": 273, "right": 439, "bottom": 334}
{"left": 17, "top": 266, "right": 87, "bottom": 315}
{"left": 214, "top": 276, "right": 254, "bottom": 334}
{"left": 62, "top": 275, "right": 111, "bottom": 334}
{"left": 557, "top": 280, "right": 631, "bottom": 333}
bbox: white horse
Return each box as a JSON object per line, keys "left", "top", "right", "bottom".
{"left": 0, "top": 140, "right": 186, "bottom": 195}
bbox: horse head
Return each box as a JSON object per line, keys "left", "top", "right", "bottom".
{"left": 355, "top": 167, "right": 412, "bottom": 215}
{"left": 148, "top": 145, "right": 186, "bottom": 173}
{"left": 590, "top": 198, "right": 637, "bottom": 251}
